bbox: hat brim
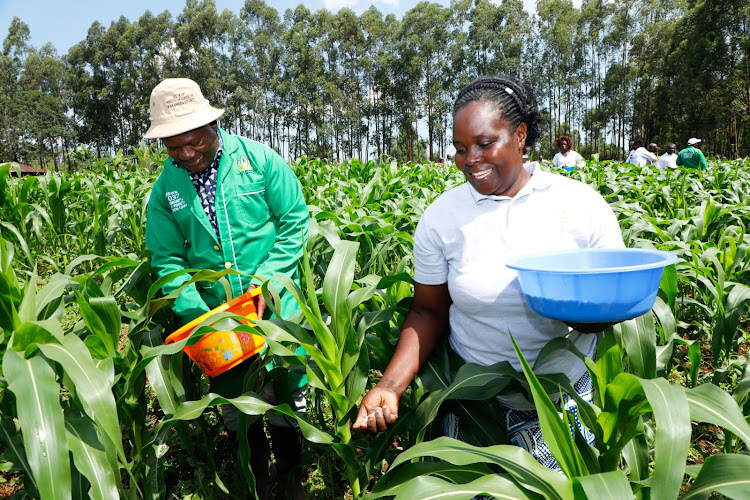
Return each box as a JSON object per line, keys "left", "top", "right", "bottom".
{"left": 144, "top": 107, "right": 225, "bottom": 139}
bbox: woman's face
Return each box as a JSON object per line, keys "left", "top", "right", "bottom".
{"left": 559, "top": 139, "right": 570, "bottom": 153}
{"left": 453, "top": 100, "right": 529, "bottom": 198}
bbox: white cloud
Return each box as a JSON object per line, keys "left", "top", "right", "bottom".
{"left": 376, "top": 0, "right": 400, "bottom": 7}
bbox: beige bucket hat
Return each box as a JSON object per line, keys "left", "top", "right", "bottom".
{"left": 144, "top": 78, "right": 224, "bottom": 139}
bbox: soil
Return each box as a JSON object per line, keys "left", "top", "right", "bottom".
{"left": 0, "top": 471, "right": 23, "bottom": 497}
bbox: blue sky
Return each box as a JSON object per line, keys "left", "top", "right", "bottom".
{"left": 0, "top": 0, "right": 437, "bottom": 54}
{"left": 2, "top": 0, "right": 545, "bottom": 55}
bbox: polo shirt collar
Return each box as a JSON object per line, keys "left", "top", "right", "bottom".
{"left": 468, "top": 161, "right": 553, "bottom": 204}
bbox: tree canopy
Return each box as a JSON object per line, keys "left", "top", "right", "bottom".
{"left": 2, "top": 0, "right": 749, "bottom": 170}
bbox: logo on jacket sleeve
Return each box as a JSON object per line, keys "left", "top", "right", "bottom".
{"left": 166, "top": 190, "right": 187, "bottom": 212}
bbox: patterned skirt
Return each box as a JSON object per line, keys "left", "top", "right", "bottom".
{"left": 443, "top": 370, "right": 595, "bottom": 472}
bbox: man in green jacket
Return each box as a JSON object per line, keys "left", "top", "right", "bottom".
{"left": 676, "top": 137, "right": 708, "bottom": 169}
{"left": 144, "top": 78, "right": 309, "bottom": 499}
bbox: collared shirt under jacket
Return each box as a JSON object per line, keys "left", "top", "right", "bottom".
{"left": 146, "top": 128, "right": 309, "bottom": 324}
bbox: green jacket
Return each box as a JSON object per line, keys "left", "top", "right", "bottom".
{"left": 676, "top": 146, "right": 708, "bottom": 169}
{"left": 146, "top": 128, "right": 309, "bottom": 323}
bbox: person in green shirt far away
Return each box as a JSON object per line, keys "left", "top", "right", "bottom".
{"left": 676, "top": 137, "right": 708, "bottom": 169}
{"left": 144, "top": 78, "right": 310, "bottom": 499}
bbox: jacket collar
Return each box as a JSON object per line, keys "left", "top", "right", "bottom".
{"left": 217, "top": 127, "right": 241, "bottom": 184}
{"left": 468, "top": 161, "right": 553, "bottom": 204}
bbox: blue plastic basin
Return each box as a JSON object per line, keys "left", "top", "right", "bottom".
{"left": 505, "top": 248, "right": 678, "bottom": 323}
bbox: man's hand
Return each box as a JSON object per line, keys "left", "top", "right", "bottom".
{"left": 353, "top": 385, "right": 400, "bottom": 434}
{"left": 248, "top": 284, "right": 266, "bottom": 320}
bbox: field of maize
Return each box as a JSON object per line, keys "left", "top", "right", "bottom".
{"left": 1, "top": 151, "right": 750, "bottom": 499}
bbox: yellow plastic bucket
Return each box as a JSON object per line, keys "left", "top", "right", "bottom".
{"left": 165, "top": 288, "right": 266, "bottom": 377}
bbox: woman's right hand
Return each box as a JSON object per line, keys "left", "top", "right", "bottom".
{"left": 353, "top": 384, "right": 400, "bottom": 434}
{"left": 352, "top": 282, "right": 451, "bottom": 435}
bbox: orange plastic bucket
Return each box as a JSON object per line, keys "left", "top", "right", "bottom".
{"left": 165, "top": 288, "right": 266, "bottom": 377}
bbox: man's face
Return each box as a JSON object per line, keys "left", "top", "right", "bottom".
{"left": 163, "top": 123, "right": 219, "bottom": 173}
{"left": 667, "top": 144, "right": 676, "bottom": 154}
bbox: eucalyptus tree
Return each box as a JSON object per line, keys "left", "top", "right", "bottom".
{"left": 17, "top": 44, "right": 70, "bottom": 170}
{"left": 650, "top": 0, "right": 749, "bottom": 157}
{"left": 397, "top": 2, "right": 451, "bottom": 162}
{"left": 360, "top": 8, "right": 399, "bottom": 160}
{"left": 239, "top": 0, "right": 284, "bottom": 150}
{"left": 329, "top": 8, "right": 366, "bottom": 161}
{"left": 627, "top": 1, "right": 683, "bottom": 147}
{"left": 0, "top": 17, "right": 31, "bottom": 163}
{"left": 535, "top": 0, "right": 581, "bottom": 145}
{"left": 281, "top": 5, "right": 327, "bottom": 159}
{"left": 466, "top": 0, "right": 529, "bottom": 78}
{"left": 173, "top": 0, "right": 233, "bottom": 109}
{"left": 65, "top": 22, "right": 120, "bottom": 158}
{"left": 577, "top": 0, "right": 614, "bottom": 155}
{"left": 125, "top": 10, "right": 178, "bottom": 142}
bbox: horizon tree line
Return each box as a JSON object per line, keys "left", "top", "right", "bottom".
{"left": 1, "top": 0, "right": 748, "bottom": 171}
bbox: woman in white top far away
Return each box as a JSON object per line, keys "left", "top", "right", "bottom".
{"left": 552, "top": 135, "right": 585, "bottom": 171}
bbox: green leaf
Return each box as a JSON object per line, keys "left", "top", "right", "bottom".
{"left": 414, "top": 361, "right": 516, "bottom": 441}
{"left": 651, "top": 296, "right": 676, "bottom": 344}
{"left": 322, "top": 240, "right": 359, "bottom": 348}
{"left": 0, "top": 271, "right": 21, "bottom": 331}
{"left": 11, "top": 320, "right": 62, "bottom": 351}
{"left": 684, "top": 383, "right": 750, "bottom": 446}
{"left": 143, "top": 328, "right": 179, "bottom": 417}
{"left": 389, "top": 474, "right": 538, "bottom": 500}
{"left": 680, "top": 453, "right": 750, "bottom": 500}
{"left": 511, "top": 332, "right": 588, "bottom": 479}
{"left": 595, "top": 331, "right": 624, "bottom": 401}
{"left": 74, "top": 290, "right": 115, "bottom": 354}
{"left": 38, "top": 335, "right": 125, "bottom": 465}
{"left": 659, "top": 264, "right": 678, "bottom": 312}
{"left": 65, "top": 412, "right": 119, "bottom": 500}
{"left": 0, "top": 221, "right": 34, "bottom": 268}
{"left": 368, "top": 462, "right": 494, "bottom": 498}
{"left": 3, "top": 347, "right": 71, "bottom": 500}
{"left": 387, "top": 437, "right": 573, "bottom": 500}
{"left": 156, "top": 392, "right": 335, "bottom": 445}
{"left": 622, "top": 434, "right": 649, "bottom": 482}
{"left": 620, "top": 313, "right": 657, "bottom": 379}
{"left": 639, "top": 377, "right": 690, "bottom": 500}
{"left": 345, "top": 338, "right": 369, "bottom": 413}
{"left": 87, "top": 296, "right": 121, "bottom": 351}
{"left": 572, "top": 470, "right": 633, "bottom": 499}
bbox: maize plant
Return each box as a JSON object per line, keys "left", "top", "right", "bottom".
{"left": 1, "top": 158, "right": 750, "bottom": 499}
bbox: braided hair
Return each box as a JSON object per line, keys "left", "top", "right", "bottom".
{"left": 453, "top": 75, "right": 544, "bottom": 148}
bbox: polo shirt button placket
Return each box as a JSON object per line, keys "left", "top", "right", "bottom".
{"left": 224, "top": 262, "right": 232, "bottom": 269}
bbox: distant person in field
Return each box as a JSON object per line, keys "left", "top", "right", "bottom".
{"left": 676, "top": 137, "right": 708, "bottom": 169}
{"left": 624, "top": 140, "right": 657, "bottom": 167}
{"left": 658, "top": 143, "right": 678, "bottom": 169}
{"left": 647, "top": 143, "right": 659, "bottom": 165}
{"left": 552, "top": 135, "right": 584, "bottom": 171}
{"left": 354, "top": 74, "right": 624, "bottom": 472}
{"left": 143, "top": 78, "right": 309, "bottom": 499}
